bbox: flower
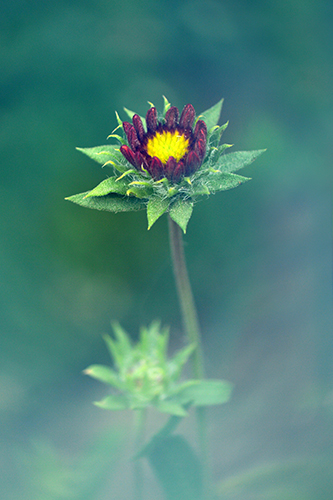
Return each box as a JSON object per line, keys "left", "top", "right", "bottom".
{"left": 66, "top": 97, "right": 265, "bottom": 233}
{"left": 120, "top": 104, "right": 207, "bottom": 183}
{"left": 83, "top": 321, "right": 233, "bottom": 416}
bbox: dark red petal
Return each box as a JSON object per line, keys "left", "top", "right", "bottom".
{"left": 146, "top": 107, "right": 158, "bottom": 133}
{"left": 149, "top": 156, "right": 164, "bottom": 180}
{"left": 185, "top": 151, "right": 201, "bottom": 176}
{"left": 194, "top": 129, "right": 207, "bottom": 160}
{"left": 128, "top": 128, "right": 141, "bottom": 151}
{"left": 122, "top": 122, "right": 140, "bottom": 151}
{"left": 135, "top": 151, "right": 149, "bottom": 172}
{"left": 164, "top": 156, "right": 177, "bottom": 180}
{"left": 165, "top": 106, "right": 179, "bottom": 129}
{"left": 194, "top": 137, "right": 206, "bottom": 161}
{"left": 123, "top": 121, "right": 133, "bottom": 136}
{"left": 132, "top": 114, "right": 145, "bottom": 142}
{"left": 120, "top": 145, "right": 137, "bottom": 168}
{"left": 172, "top": 161, "right": 185, "bottom": 183}
{"left": 179, "top": 104, "right": 195, "bottom": 129}
{"left": 193, "top": 119, "right": 207, "bottom": 140}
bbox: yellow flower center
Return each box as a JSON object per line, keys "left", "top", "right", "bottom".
{"left": 147, "top": 130, "right": 189, "bottom": 164}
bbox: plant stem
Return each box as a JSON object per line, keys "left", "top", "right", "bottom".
{"left": 133, "top": 408, "right": 146, "bottom": 500}
{"left": 168, "top": 215, "right": 208, "bottom": 479}
{"left": 168, "top": 216, "right": 205, "bottom": 379}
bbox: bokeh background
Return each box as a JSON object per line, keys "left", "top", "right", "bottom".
{"left": 1, "top": 0, "right": 332, "bottom": 498}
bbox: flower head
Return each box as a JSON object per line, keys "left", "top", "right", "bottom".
{"left": 120, "top": 104, "right": 207, "bottom": 183}
{"left": 67, "top": 97, "right": 265, "bottom": 233}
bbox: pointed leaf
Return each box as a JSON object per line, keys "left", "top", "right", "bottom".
{"left": 208, "top": 121, "right": 229, "bottom": 147}
{"left": 65, "top": 191, "right": 146, "bottom": 212}
{"left": 162, "top": 95, "right": 171, "bottom": 116}
{"left": 168, "top": 380, "right": 199, "bottom": 398}
{"left": 94, "top": 394, "right": 129, "bottom": 410}
{"left": 173, "top": 379, "right": 233, "bottom": 407}
{"left": 155, "top": 401, "right": 188, "bottom": 417}
{"left": 202, "top": 143, "right": 233, "bottom": 171}
{"left": 126, "top": 184, "right": 153, "bottom": 199}
{"left": 169, "top": 198, "right": 193, "bottom": 234}
{"left": 77, "top": 145, "right": 125, "bottom": 167}
{"left": 84, "top": 364, "right": 124, "bottom": 389}
{"left": 195, "top": 172, "right": 251, "bottom": 195}
{"left": 85, "top": 177, "right": 128, "bottom": 198}
{"left": 168, "top": 343, "right": 197, "bottom": 382}
{"left": 188, "top": 184, "right": 211, "bottom": 196}
{"left": 111, "top": 322, "right": 132, "bottom": 358}
{"left": 103, "top": 334, "right": 125, "bottom": 370}
{"left": 147, "top": 435, "right": 203, "bottom": 500}
{"left": 147, "top": 196, "right": 170, "bottom": 229}
{"left": 216, "top": 149, "right": 266, "bottom": 173}
{"left": 200, "top": 98, "right": 224, "bottom": 130}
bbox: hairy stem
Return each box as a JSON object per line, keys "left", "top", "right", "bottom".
{"left": 168, "top": 216, "right": 205, "bottom": 379}
{"left": 168, "top": 215, "right": 208, "bottom": 484}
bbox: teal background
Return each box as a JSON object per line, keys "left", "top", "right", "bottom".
{"left": 1, "top": 0, "right": 332, "bottom": 498}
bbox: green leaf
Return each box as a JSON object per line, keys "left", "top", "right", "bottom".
{"left": 85, "top": 177, "right": 129, "bottom": 197}
{"left": 103, "top": 334, "right": 125, "bottom": 370}
{"left": 217, "top": 458, "right": 333, "bottom": 500}
{"left": 77, "top": 145, "right": 125, "bottom": 168}
{"left": 83, "top": 364, "right": 123, "bottom": 390}
{"left": 155, "top": 401, "right": 188, "bottom": 417}
{"left": 169, "top": 380, "right": 199, "bottom": 397}
{"left": 173, "top": 379, "right": 233, "bottom": 407}
{"left": 126, "top": 183, "right": 153, "bottom": 199}
{"left": 111, "top": 322, "right": 132, "bottom": 358}
{"left": 215, "top": 149, "right": 266, "bottom": 173}
{"left": 94, "top": 394, "right": 129, "bottom": 410}
{"left": 194, "top": 172, "right": 251, "bottom": 195}
{"left": 147, "top": 435, "right": 203, "bottom": 500}
{"left": 168, "top": 198, "right": 193, "bottom": 234}
{"left": 147, "top": 196, "right": 170, "bottom": 229}
{"left": 65, "top": 191, "right": 146, "bottom": 212}
{"left": 208, "top": 121, "right": 229, "bottom": 147}
{"left": 168, "top": 343, "right": 197, "bottom": 382}
{"left": 200, "top": 98, "right": 224, "bottom": 130}
{"left": 162, "top": 95, "right": 171, "bottom": 116}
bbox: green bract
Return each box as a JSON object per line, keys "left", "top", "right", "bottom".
{"left": 66, "top": 97, "right": 265, "bottom": 233}
{"left": 84, "top": 321, "right": 232, "bottom": 416}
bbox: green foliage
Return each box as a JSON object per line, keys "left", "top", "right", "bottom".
{"left": 67, "top": 98, "right": 265, "bottom": 233}
{"left": 65, "top": 191, "right": 146, "bottom": 212}
{"left": 213, "top": 149, "right": 266, "bottom": 174}
{"left": 171, "top": 379, "right": 233, "bottom": 407}
{"left": 76, "top": 145, "right": 127, "bottom": 170}
{"left": 147, "top": 435, "right": 203, "bottom": 500}
{"left": 147, "top": 196, "right": 170, "bottom": 229}
{"left": 84, "top": 321, "right": 233, "bottom": 416}
{"left": 200, "top": 97, "right": 224, "bottom": 131}
{"left": 15, "top": 431, "right": 124, "bottom": 500}
{"left": 216, "top": 457, "right": 333, "bottom": 500}
{"left": 84, "top": 177, "right": 128, "bottom": 197}
{"left": 169, "top": 199, "right": 194, "bottom": 234}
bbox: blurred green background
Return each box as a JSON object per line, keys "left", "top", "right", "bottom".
{"left": 1, "top": 0, "right": 332, "bottom": 498}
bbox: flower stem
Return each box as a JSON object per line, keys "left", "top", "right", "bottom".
{"left": 168, "top": 216, "right": 208, "bottom": 477}
{"left": 168, "top": 216, "right": 205, "bottom": 379}
{"left": 133, "top": 408, "right": 146, "bottom": 500}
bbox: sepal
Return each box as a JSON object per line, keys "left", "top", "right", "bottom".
{"left": 65, "top": 191, "right": 146, "bottom": 212}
